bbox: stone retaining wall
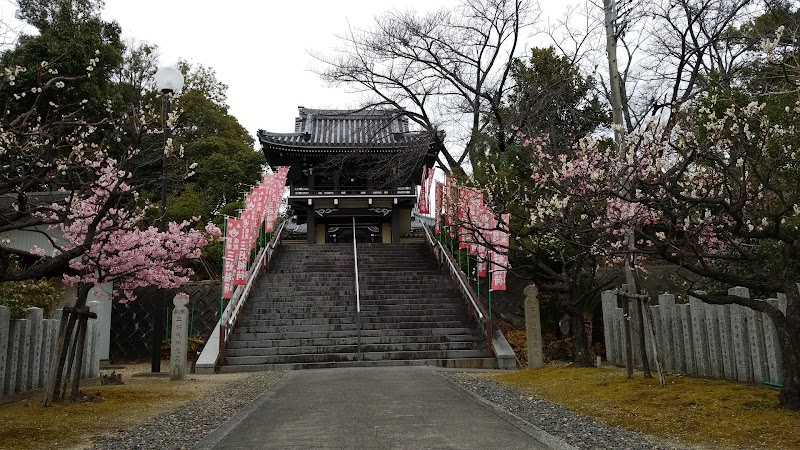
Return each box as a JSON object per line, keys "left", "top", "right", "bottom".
{"left": 1, "top": 303, "right": 101, "bottom": 396}
{"left": 601, "top": 287, "right": 786, "bottom": 384}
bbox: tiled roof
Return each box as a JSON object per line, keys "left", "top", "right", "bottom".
{"left": 258, "top": 106, "right": 432, "bottom": 149}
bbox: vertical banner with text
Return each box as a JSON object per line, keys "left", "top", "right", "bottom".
{"left": 491, "top": 213, "right": 510, "bottom": 291}
{"left": 222, "top": 218, "right": 242, "bottom": 299}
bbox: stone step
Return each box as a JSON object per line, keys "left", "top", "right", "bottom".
{"left": 225, "top": 333, "right": 483, "bottom": 349}
{"left": 239, "top": 315, "right": 469, "bottom": 327}
{"left": 244, "top": 304, "right": 466, "bottom": 315}
{"left": 241, "top": 311, "right": 468, "bottom": 322}
{"left": 224, "top": 349, "right": 490, "bottom": 366}
{"left": 225, "top": 341, "right": 485, "bottom": 358}
{"left": 227, "top": 327, "right": 481, "bottom": 341}
{"left": 237, "top": 320, "right": 471, "bottom": 333}
{"left": 246, "top": 298, "right": 467, "bottom": 307}
{"left": 219, "top": 357, "right": 498, "bottom": 372}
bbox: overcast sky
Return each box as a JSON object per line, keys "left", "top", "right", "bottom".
{"left": 2, "top": 0, "right": 575, "bottom": 148}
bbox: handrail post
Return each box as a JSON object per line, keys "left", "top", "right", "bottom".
{"left": 353, "top": 217, "right": 362, "bottom": 361}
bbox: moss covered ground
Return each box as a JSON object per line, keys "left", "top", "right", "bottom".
{"left": 0, "top": 365, "right": 246, "bottom": 450}
{"left": 490, "top": 365, "right": 800, "bottom": 449}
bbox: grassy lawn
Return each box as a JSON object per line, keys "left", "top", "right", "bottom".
{"left": 490, "top": 365, "right": 800, "bottom": 450}
{"left": 0, "top": 367, "right": 246, "bottom": 450}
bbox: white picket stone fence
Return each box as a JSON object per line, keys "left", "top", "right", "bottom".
{"left": 601, "top": 287, "right": 787, "bottom": 384}
{"left": 1, "top": 302, "right": 102, "bottom": 396}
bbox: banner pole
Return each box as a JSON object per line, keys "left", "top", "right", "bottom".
{"left": 220, "top": 216, "right": 227, "bottom": 320}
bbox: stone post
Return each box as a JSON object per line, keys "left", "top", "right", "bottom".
{"left": 524, "top": 285, "right": 544, "bottom": 369}
{"left": 0, "top": 306, "right": 9, "bottom": 394}
{"left": 600, "top": 290, "right": 618, "bottom": 364}
{"left": 729, "top": 287, "right": 753, "bottom": 382}
{"left": 170, "top": 294, "right": 190, "bottom": 381}
{"left": 87, "top": 301, "right": 102, "bottom": 379}
{"left": 25, "top": 308, "right": 43, "bottom": 391}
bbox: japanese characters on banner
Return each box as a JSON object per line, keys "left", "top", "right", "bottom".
{"left": 439, "top": 177, "right": 510, "bottom": 289}
{"left": 446, "top": 176, "right": 458, "bottom": 237}
{"left": 222, "top": 167, "right": 289, "bottom": 299}
{"left": 467, "top": 190, "right": 483, "bottom": 256}
{"left": 458, "top": 188, "right": 469, "bottom": 249}
{"left": 476, "top": 205, "right": 493, "bottom": 277}
{"left": 222, "top": 218, "right": 242, "bottom": 299}
{"left": 491, "top": 213, "right": 510, "bottom": 291}
{"left": 236, "top": 210, "right": 253, "bottom": 285}
{"left": 434, "top": 181, "right": 444, "bottom": 234}
{"left": 418, "top": 166, "right": 430, "bottom": 214}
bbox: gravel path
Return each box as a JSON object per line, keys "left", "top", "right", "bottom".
{"left": 92, "top": 371, "right": 285, "bottom": 450}
{"left": 442, "top": 372, "right": 692, "bottom": 450}
{"left": 92, "top": 369, "right": 692, "bottom": 450}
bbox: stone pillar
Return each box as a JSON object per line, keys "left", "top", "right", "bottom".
{"left": 703, "top": 304, "right": 723, "bottom": 378}
{"left": 764, "top": 298, "right": 784, "bottom": 384}
{"left": 746, "top": 307, "right": 768, "bottom": 383}
{"left": 307, "top": 205, "right": 316, "bottom": 244}
{"left": 524, "top": 285, "right": 544, "bottom": 369}
{"left": 87, "top": 301, "right": 102, "bottom": 379}
{"left": 170, "top": 295, "right": 190, "bottom": 381}
{"left": 729, "top": 287, "right": 752, "bottom": 382}
{"left": 0, "top": 306, "right": 9, "bottom": 394}
{"left": 15, "top": 319, "right": 30, "bottom": 393}
{"left": 658, "top": 294, "right": 677, "bottom": 371}
{"left": 718, "top": 304, "right": 736, "bottom": 379}
{"left": 688, "top": 295, "right": 710, "bottom": 376}
{"left": 600, "top": 290, "right": 618, "bottom": 364}
{"left": 5, "top": 321, "right": 20, "bottom": 394}
{"left": 678, "top": 304, "right": 695, "bottom": 373}
{"left": 40, "top": 319, "right": 54, "bottom": 388}
{"left": 25, "top": 308, "right": 43, "bottom": 391}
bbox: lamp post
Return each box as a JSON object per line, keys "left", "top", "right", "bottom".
{"left": 152, "top": 66, "right": 184, "bottom": 373}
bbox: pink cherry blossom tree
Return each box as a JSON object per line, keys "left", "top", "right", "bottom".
{"left": 0, "top": 50, "right": 221, "bottom": 404}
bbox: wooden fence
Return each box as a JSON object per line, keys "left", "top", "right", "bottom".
{"left": 1, "top": 302, "right": 101, "bottom": 396}
{"left": 601, "top": 287, "right": 786, "bottom": 384}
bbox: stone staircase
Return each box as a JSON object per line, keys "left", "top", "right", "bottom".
{"left": 221, "top": 242, "right": 494, "bottom": 371}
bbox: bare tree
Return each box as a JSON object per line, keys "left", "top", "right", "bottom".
{"left": 315, "top": 0, "right": 539, "bottom": 173}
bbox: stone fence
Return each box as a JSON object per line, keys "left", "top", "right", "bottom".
{"left": 601, "top": 287, "right": 786, "bottom": 384}
{"left": 1, "top": 303, "right": 102, "bottom": 397}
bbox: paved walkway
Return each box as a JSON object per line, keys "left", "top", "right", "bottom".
{"left": 194, "top": 366, "right": 570, "bottom": 450}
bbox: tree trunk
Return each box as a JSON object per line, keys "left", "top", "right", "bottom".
{"left": 567, "top": 296, "right": 592, "bottom": 367}
{"left": 776, "top": 317, "right": 800, "bottom": 410}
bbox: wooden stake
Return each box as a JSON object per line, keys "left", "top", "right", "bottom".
{"left": 70, "top": 314, "right": 89, "bottom": 401}
{"left": 43, "top": 310, "right": 69, "bottom": 407}
{"left": 643, "top": 297, "right": 667, "bottom": 386}
{"left": 638, "top": 298, "right": 652, "bottom": 378}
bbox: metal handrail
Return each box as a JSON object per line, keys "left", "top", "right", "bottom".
{"left": 352, "top": 217, "right": 361, "bottom": 313}
{"left": 219, "top": 218, "right": 286, "bottom": 361}
{"left": 352, "top": 217, "right": 362, "bottom": 360}
{"left": 420, "top": 224, "right": 493, "bottom": 351}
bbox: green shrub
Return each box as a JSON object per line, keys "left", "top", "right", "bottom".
{"left": 0, "top": 278, "right": 63, "bottom": 319}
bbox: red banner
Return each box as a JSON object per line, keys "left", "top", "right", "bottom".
{"left": 223, "top": 218, "right": 242, "bottom": 298}
{"left": 434, "top": 181, "right": 444, "bottom": 234}
{"left": 458, "top": 188, "right": 469, "bottom": 249}
{"left": 468, "top": 190, "right": 483, "bottom": 256}
{"left": 491, "top": 213, "right": 510, "bottom": 291}
{"left": 236, "top": 210, "right": 254, "bottom": 285}
{"left": 446, "top": 176, "right": 457, "bottom": 237}
{"left": 477, "top": 204, "right": 493, "bottom": 277}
